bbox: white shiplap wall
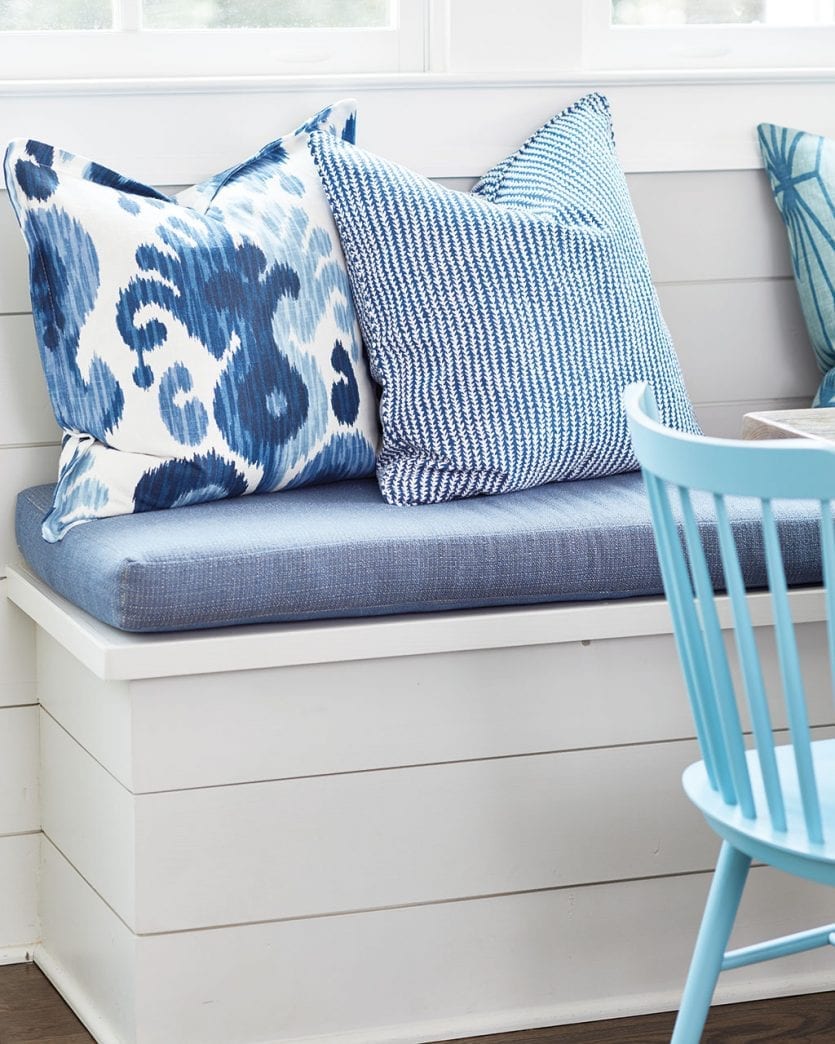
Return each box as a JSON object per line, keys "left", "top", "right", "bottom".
{"left": 0, "top": 172, "right": 55, "bottom": 954}
{"left": 0, "top": 81, "right": 821, "bottom": 961}
{"left": 0, "top": 593, "right": 43, "bottom": 961}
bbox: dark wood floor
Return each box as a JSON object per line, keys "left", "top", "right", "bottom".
{"left": 1, "top": 962, "right": 833, "bottom": 1043}
{"left": 0, "top": 963, "right": 92, "bottom": 1043}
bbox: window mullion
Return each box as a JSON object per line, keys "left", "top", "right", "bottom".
{"left": 397, "top": 0, "right": 431, "bottom": 72}
{"left": 427, "top": 0, "right": 450, "bottom": 72}
{"left": 114, "top": 0, "right": 142, "bottom": 32}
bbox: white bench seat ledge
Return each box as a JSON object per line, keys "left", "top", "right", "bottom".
{"left": 7, "top": 561, "right": 835, "bottom": 1044}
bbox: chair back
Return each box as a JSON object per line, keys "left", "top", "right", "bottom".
{"left": 624, "top": 382, "right": 835, "bottom": 845}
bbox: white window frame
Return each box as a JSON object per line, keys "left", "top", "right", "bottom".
{"left": 0, "top": 0, "right": 429, "bottom": 80}
{"left": 582, "top": 0, "right": 835, "bottom": 70}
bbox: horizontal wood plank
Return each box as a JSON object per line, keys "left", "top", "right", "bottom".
{"left": 696, "top": 397, "right": 812, "bottom": 438}
{"left": 42, "top": 707, "right": 715, "bottom": 931}
{"left": 2, "top": 76, "right": 835, "bottom": 184}
{"left": 41, "top": 712, "right": 135, "bottom": 925}
{"left": 630, "top": 169, "right": 792, "bottom": 285}
{"left": 36, "top": 619, "right": 835, "bottom": 793}
{"left": 0, "top": 580, "right": 36, "bottom": 708}
{"left": 0, "top": 198, "right": 29, "bottom": 317}
{"left": 39, "top": 711, "right": 833, "bottom": 933}
{"left": 659, "top": 278, "right": 818, "bottom": 405}
{"left": 0, "top": 706, "right": 39, "bottom": 834}
{"left": 0, "top": 168, "right": 795, "bottom": 316}
{"left": 0, "top": 315, "right": 60, "bottom": 447}
{"left": 39, "top": 837, "right": 835, "bottom": 1044}
{"left": 39, "top": 641, "right": 131, "bottom": 788}
{"left": 0, "top": 834, "right": 38, "bottom": 957}
{"left": 43, "top": 629, "right": 699, "bottom": 790}
{"left": 130, "top": 739, "right": 705, "bottom": 930}
{"left": 0, "top": 446, "right": 60, "bottom": 578}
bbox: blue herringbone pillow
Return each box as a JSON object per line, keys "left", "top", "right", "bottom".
{"left": 758, "top": 122, "right": 835, "bottom": 406}
{"left": 309, "top": 93, "right": 698, "bottom": 506}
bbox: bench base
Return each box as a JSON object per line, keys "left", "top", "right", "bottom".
{"left": 9, "top": 566, "right": 835, "bottom": 1042}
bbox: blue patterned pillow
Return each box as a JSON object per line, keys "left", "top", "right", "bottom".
{"left": 309, "top": 93, "right": 698, "bottom": 506}
{"left": 5, "top": 100, "right": 378, "bottom": 541}
{"left": 758, "top": 122, "right": 835, "bottom": 406}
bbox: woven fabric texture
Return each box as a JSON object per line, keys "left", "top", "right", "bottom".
{"left": 309, "top": 92, "right": 698, "bottom": 507}
{"left": 17, "top": 476, "right": 822, "bottom": 632}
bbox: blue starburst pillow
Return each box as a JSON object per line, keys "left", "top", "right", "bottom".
{"left": 309, "top": 93, "right": 698, "bottom": 506}
{"left": 5, "top": 100, "right": 378, "bottom": 541}
{"left": 758, "top": 122, "right": 835, "bottom": 406}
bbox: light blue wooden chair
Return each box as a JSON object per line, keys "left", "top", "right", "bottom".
{"left": 624, "top": 382, "right": 835, "bottom": 1043}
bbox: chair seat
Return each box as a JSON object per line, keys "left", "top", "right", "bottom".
{"left": 15, "top": 471, "right": 824, "bottom": 633}
{"left": 683, "top": 739, "right": 835, "bottom": 887}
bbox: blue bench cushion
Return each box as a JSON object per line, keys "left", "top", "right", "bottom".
{"left": 16, "top": 474, "right": 822, "bottom": 633}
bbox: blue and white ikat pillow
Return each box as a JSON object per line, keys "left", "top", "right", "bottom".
{"left": 5, "top": 100, "right": 378, "bottom": 541}
{"left": 309, "top": 93, "right": 698, "bottom": 507}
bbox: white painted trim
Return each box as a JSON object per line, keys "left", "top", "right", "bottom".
{"left": 116, "top": 0, "right": 142, "bottom": 34}
{"left": 0, "top": 28, "right": 413, "bottom": 81}
{"left": 286, "top": 972, "right": 835, "bottom": 1043}
{"left": 34, "top": 945, "right": 123, "bottom": 1044}
{"left": 33, "top": 937, "right": 835, "bottom": 1044}
{"left": 582, "top": 0, "right": 835, "bottom": 71}
{"left": 2, "top": 66, "right": 835, "bottom": 97}
{"left": 5, "top": 562, "right": 826, "bottom": 683}
{"left": 1, "top": 72, "right": 833, "bottom": 179}
{"left": 0, "top": 945, "right": 34, "bottom": 966}
{"left": 426, "top": 0, "right": 450, "bottom": 73}
{"left": 0, "top": 1, "right": 429, "bottom": 80}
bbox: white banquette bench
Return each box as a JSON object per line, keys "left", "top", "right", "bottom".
{"left": 3, "top": 83, "right": 835, "bottom": 1044}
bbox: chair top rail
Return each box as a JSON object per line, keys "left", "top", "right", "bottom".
{"left": 624, "top": 383, "right": 835, "bottom": 501}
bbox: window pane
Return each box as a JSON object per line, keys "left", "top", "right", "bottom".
{"left": 0, "top": 0, "right": 112, "bottom": 29}
{"left": 612, "top": 0, "right": 835, "bottom": 26}
{"left": 142, "top": 0, "right": 391, "bottom": 29}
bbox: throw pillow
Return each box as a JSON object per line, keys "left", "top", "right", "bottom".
{"left": 308, "top": 93, "right": 698, "bottom": 507}
{"left": 758, "top": 121, "right": 835, "bottom": 406}
{"left": 5, "top": 100, "right": 378, "bottom": 541}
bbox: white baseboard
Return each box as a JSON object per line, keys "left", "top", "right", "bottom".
{"left": 0, "top": 945, "right": 34, "bottom": 966}
{"left": 34, "top": 945, "right": 123, "bottom": 1044}
{"left": 273, "top": 975, "right": 835, "bottom": 1044}
{"left": 34, "top": 938, "right": 835, "bottom": 1044}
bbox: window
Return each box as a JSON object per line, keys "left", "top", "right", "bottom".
{"left": 143, "top": 1, "right": 391, "bottom": 30}
{"left": 0, "top": 0, "right": 427, "bottom": 79}
{"left": 584, "top": 0, "right": 835, "bottom": 68}
{"left": 611, "top": 1, "right": 835, "bottom": 26}
{"left": 0, "top": 0, "right": 112, "bottom": 31}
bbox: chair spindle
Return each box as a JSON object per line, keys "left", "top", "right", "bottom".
{"left": 713, "top": 493, "right": 787, "bottom": 831}
{"left": 643, "top": 471, "right": 726, "bottom": 796}
{"left": 677, "top": 486, "right": 755, "bottom": 817}
{"left": 760, "top": 498, "right": 823, "bottom": 844}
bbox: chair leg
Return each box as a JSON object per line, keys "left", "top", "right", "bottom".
{"left": 671, "top": 841, "right": 752, "bottom": 1044}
